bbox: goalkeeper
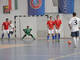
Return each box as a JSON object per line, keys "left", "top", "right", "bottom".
{"left": 22, "top": 26, "right": 35, "bottom": 40}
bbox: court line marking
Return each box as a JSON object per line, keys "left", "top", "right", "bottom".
{"left": 0, "top": 44, "right": 32, "bottom": 49}
{"left": 49, "top": 51, "right": 80, "bottom": 60}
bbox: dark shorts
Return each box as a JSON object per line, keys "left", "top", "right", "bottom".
{"left": 71, "top": 31, "right": 79, "bottom": 37}
{"left": 9, "top": 31, "right": 14, "bottom": 35}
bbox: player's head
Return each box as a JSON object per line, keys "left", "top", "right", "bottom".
{"left": 6, "top": 18, "right": 8, "bottom": 22}
{"left": 50, "top": 16, "right": 52, "bottom": 20}
{"left": 56, "top": 15, "right": 59, "bottom": 19}
{"left": 73, "top": 12, "right": 76, "bottom": 17}
{"left": 27, "top": 26, "right": 29, "bottom": 28}
{"left": 10, "top": 20, "right": 12, "bottom": 24}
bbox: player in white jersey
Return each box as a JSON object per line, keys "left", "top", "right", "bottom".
{"left": 9, "top": 21, "right": 15, "bottom": 36}
{"left": 69, "top": 12, "right": 80, "bottom": 48}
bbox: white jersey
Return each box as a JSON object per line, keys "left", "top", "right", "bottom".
{"left": 69, "top": 17, "right": 80, "bottom": 32}
{"left": 9, "top": 24, "right": 14, "bottom": 31}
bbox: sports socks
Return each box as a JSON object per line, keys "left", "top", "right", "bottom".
{"left": 58, "top": 33, "right": 60, "bottom": 40}
{"left": 47, "top": 35, "right": 50, "bottom": 40}
{"left": 52, "top": 35, "right": 55, "bottom": 40}
{"left": 73, "top": 37, "right": 77, "bottom": 47}
{"left": 1, "top": 33, "right": 4, "bottom": 39}
{"left": 76, "top": 37, "right": 79, "bottom": 46}
{"left": 55, "top": 33, "right": 60, "bottom": 40}
{"left": 55, "top": 34, "right": 57, "bottom": 40}
{"left": 8, "top": 34, "right": 10, "bottom": 39}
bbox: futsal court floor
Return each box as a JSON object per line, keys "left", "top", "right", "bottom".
{"left": 0, "top": 38, "right": 80, "bottom": 60}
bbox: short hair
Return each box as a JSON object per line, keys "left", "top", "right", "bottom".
{"left": 56, "top": 15, "right": 59, "bottom": 18}
{"left": 50, "top": 16, "right": 52, "bottom": 18}
{"left": 27, "top": 26, "right": 29, "bottom": 27}
{"left": 6, "top": 18, "right": 8, "bottom": 20}
{"left": 73, "top": 12, "right": 76, "bottom": 16}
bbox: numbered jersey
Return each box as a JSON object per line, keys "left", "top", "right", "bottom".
{"left": 69, "top": 17, "right": 80, "bottom": 32}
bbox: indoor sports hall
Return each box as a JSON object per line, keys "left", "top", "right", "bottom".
{"left": 0, "top": 0, "right": 80, "bottom": 60}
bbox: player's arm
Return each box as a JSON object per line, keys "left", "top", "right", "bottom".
{"left": 13, "top": 27, "right": 15, "bottom": 31}
{"left": 30, "top": 28, "right": 32, "bottom": 32}
{"left": 53, "top": 20, "right": 55, "bottom": 25}
{"left": 69, "top": 19, "right": 72, "bottom": 30}
{"left": 23, "top": 29, "right": 25, "bottom": 31}
{"left": 12, "top": 27, "right": 15, "bottom": 32}
{"left": 2, "top": 23, "right": 4, "bottom": 30}
{"left": 59, "top": 20, "right": 62, "bottom": 27}
{"left": 60, "top": 20, "right": 62, "bottom": 24}
{"left": 12, "top": 24, "right": 15, "bottom": 31}
{"left": 68, "top": 24, "right": 72, "bottom": 30}
{"left": 78, "top": 20, "right": 80, "bottom": 29}
{"left": 47, "top": 24, "right": 49, "bottom": 28}
{"left": 47, "top": 21, "right": 49, "bottom": 28}
{"left": 2, "top": 25, "right": 3, "bottom": 30}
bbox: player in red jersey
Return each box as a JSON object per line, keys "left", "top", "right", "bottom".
{"left": 1, "top": 18, "right": 10, "bottom": 40}
{"left": 47, "top": 16, "right": 55, "bottom": 40}
{"left": 55, "top": 15, "right": 62, "bottom": 41}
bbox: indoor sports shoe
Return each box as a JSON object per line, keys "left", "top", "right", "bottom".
{"left": 74, "top": 45, "right": 77, "bottom": 48}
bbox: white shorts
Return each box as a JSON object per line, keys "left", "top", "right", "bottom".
{"left": 48, "top": 29, "right": 54, "bottom": 34}
{"left": 9, "top": 29, "right": 14, "bottom": 32}
{"left": 3, "top": 30, "right": 9, "bottom": 34}
{"left": 55, "top": 29, "right": 60, "bottom": 33}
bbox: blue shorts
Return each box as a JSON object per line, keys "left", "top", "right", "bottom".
{"left": 71, "top": 31, "right": 79, "bottom": 37}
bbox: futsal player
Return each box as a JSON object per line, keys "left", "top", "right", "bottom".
{"left": 55, "top": 15, "right": 62, "bottom": 42}
{"left": 1, "top": 18, "right": 10, "bottom": 40}
{"left": 69, "top": 12, "right": 80, "bottom": 48}
{"left": 9, "top": 20, "right": 15, "bottom": 36}
{"left": 47, "top": 16, "right": 55, "bottom": 40}
{"left": 22, "top": 26, "right": 35, "bottom": 40}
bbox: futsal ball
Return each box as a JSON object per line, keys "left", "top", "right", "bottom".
{"left": 67, "top": 40, "right": 72, "bottom": 45}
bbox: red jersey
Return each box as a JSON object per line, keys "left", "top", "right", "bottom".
{"left": 47, "top": 20, "right": 55, "bottom": 29}
{"left": 2, "top": 22, "right": 10, "bottom": 30}
{"left": 55, "top": 19, "right": 62, "bottom": 29}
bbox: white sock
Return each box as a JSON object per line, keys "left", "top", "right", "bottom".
{"left": 77, "top": 37, "right": 79, "bottom": 45}
{"left": 73, "top": 37, "right": 77, "bottom": 46}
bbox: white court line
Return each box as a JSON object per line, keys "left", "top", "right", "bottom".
{"left": 49, "top": 51, "right": 80, "bottom": 60}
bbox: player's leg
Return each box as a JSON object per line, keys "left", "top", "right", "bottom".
{"left": 22, "top": 34, "right": 26, "bottom": 40}
{"left": 52, "top": 34, "right": 55, "bottom": 40}
{"left": 1, "top": 30, "right": 5, "bottom": 39}
{"left": 9, "top": 31, "right": 14, "bottom": 35}
{"left": 71, "top": 32, "right": 77, "bottom": 47}
{"left": 76, "top": 37, "right": 79, "bottom": 47}
{"left": 58, "top": 33, "right": 60, "bottom": 40}
{"left": 29, "top": 34, "right": 35, "bottom": 40}
{"left": 52, "top": 29, "right": 55, "bottom": 40}
{"left": 47, "top": 29, "right": 50, "bottom": 40}
{"left": 7, "top": 30, "right": 10, "bottom": 39}
{"left": 73, "top": 37, "right": 77, "bottom": 47}
{"left": 55, "top": 29, "right": 57, "bottom": 40}
{"left": 1, "top": 33, "right": 4, "bottom": 39}
{"left": 55, "top": 33, "right": 57, "bottom": 40}
{"left": 76, "top": 31, "right": 79, "bottom": 47}
{"left": 56, "top": 29, "right": 60, "bottom": 41}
